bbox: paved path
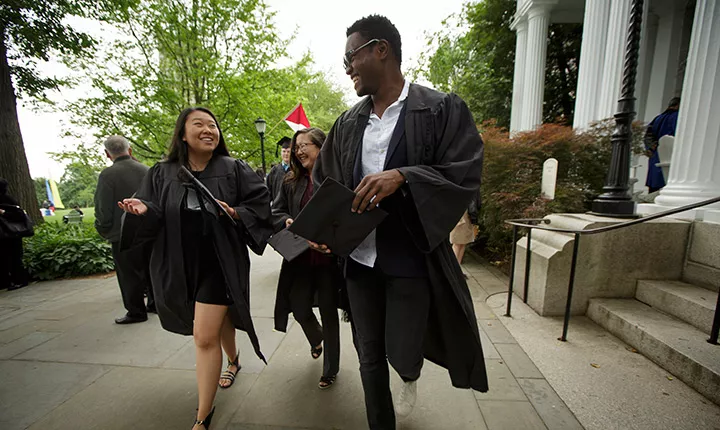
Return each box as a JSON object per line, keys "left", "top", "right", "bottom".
{"left": 0, "top": 250, "right": 582, "bottom": 429}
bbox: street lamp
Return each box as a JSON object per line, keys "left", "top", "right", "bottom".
{"left": 254, "top": 117, "right": 267, "bottom": 175}
{"left": 591, "top": 0, "right": 644, "bottom": 218}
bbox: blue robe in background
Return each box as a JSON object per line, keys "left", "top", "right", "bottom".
{"left": 645, "top": 109, "right": 679, "bottom": 191}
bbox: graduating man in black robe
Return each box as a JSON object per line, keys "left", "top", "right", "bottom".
{"left": 312, "top": 15, "right": 487, "bottom": 430}
{"left": 267, "top": 137, "right": 292, "bottom": 203}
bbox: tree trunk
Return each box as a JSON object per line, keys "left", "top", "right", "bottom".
{"left": 0, "top": 27, "right": 43, "bottom": 225}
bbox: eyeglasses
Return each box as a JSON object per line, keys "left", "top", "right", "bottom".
{"left": 343, "top": 39, "right": 380, "bottom": 69}
{"left": 294, "top": 142, "right": 313, "bottom": 153}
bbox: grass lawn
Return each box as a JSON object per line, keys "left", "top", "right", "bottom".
{"left": 45, "top": 207, "right": 96, "bottom": 225}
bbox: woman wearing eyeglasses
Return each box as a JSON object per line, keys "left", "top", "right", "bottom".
{"left": 118, "top": 107, "right": 273, "bottom": 429}
{"left": 271, "top": 127, "right": 342, "bottom": 389}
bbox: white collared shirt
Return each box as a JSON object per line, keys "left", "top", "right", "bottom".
{"left": 350, "top": 79, "right": 410, "bottom": 268}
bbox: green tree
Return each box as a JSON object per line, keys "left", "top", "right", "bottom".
{"left": 33, "top": 177, "right": 47, "bottom": 207}
{"left": 415, "top": 0, "right": 582, "bottom": 129}
{"left": 51, "top": 143, "right": 106, "bottom": 208}
{"left": 62, "top": 0, "right": 347, "bottom": 169}
{"left": 0, "top": 0, "right": 131, "bottom": 224}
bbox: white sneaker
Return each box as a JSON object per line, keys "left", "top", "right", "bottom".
{"left": 394, "top": 380, "right": 417, "bottom": 419}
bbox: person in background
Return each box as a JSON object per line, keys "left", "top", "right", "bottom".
{"left": 266, "top": 137, "right": 292, "bottom": 203}
{"left": 0, "top": 178, "right": 30, "bottom": 291}
{"left": 271, "top": 127, "right": 342, "bottom": 390}
{"left": 118, "top": 107, "right": 272, "bottom": 429}
{"left": 94, "top": 135, "right": 153, "bottom": 324}
{"left": 645, "top": 97, "right": 680, "bottom": 193}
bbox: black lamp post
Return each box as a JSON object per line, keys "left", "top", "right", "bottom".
{"left": 591, "top": 0, "right": 644, "bottom": 218}
{"left": 254, "top": 118, "right": 267, "bottom": 175}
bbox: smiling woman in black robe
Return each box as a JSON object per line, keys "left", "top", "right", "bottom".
{"left": 118, "top": 107, "right": 272, "bottom": 430}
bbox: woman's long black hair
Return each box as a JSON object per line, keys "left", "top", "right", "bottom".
{"left": 166, "top": 107, "right": 230, "bottom": 165}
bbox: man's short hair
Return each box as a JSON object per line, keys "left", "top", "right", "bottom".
{"left": 668, "top": 97, "right": 681, "bottom": 109}
{"left": 103, "top": 135, "right": 131, "bottom": 156}
{"left": 347, "top": 15, "right": 402, "bottom": 66}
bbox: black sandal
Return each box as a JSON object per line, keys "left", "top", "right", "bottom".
{"left": 219, "top": 351, "right": 241, "bottom": 389}
{"left": 192, "top": 406, "right": 215, "bottom": 429}
{"left": 318, "top": 375, "right": 336, "bottom": 389}
{"left": 311, "top": 344, "right": 323, "bottom": 360}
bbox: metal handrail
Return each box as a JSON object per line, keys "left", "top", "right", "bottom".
{"left": 502, "top": 195, "right": 720, "bottom": 345}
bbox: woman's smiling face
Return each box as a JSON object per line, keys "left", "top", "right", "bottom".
{"left": 294, "top": 132, "right": 320, "bottom": 171}
{"left": 183, "top": 111, "right": 219, "bottom": 155}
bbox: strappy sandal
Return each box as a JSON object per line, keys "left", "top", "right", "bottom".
{"left": 311, "top": 344, "right": 323, "bottom": 360}
{"left": 192, "top": 406, "right": 215, "bottom": 429}
{"left": 318, "top": 374, "right": 336, "bottom": 390}
{"left": 218, "top": 351, "right": 241, "bottom": 389}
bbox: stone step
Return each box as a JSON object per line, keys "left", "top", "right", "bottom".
{"left": 636, "top": 280, "right": 717, "bottom": 334}
{"left": 587, "top": 298, "right": 720, "bottom": 406}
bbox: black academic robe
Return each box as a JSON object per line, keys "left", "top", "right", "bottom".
{"left": 266, "top": 163, "right": 288, "bottom": 204}
{"left": 313, "top": 83, "right": 488, "bottom": 392}
{"left": 124, "top": 155, "right": 273, "bottom": 362}
{"left": 270, "top": 175, "right": 344, "bottom": 332}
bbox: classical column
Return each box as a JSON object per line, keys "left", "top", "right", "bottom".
{"left": 597, "top": 0, "right": 632, "bottom": 120}
{"left": 521, "top": 5, "right": 552, "bottom": 130}
{"left": 510, "top": 19, "right": 528, "bottom": 133}
{"left": 573, "top": 0, "right": 611, "bottom": 129}
{"left": 654, "top": 0, "right": 720, "bottom": 211}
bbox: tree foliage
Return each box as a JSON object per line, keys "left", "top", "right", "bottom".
{"left": 62, "top": 0, "right": 347, "bottom": 168}
{"left": 51, "top": 144, "right": 106, "bottom": 208}
{"left": 0, "top": 0, "right": 133, "bottom": 224}
{"left": 414, "top": 0, "right": 582, "bottom": 129}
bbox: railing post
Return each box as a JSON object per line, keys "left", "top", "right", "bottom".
{"left": 559, "top": 233, "right": 581, "bottom": 342}
{"left": 505, "top": 226, "right": 519, "bottom": 317}
{"left": 523, "top": 229, "right": 532, "bottom": 303}
{"left": 708, "top": 290, "right": 720, "bottom": 345}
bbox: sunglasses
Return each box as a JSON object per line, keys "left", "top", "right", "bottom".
{"left": 343, "top": 39, "right": 380, "bottom": 69}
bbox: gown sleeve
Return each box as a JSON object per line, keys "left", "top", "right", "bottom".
{"left": 120, "top": 163, "right": 164, "bottom": 250}
{"left": 395, "top": 94, "right": 484, "bottom": 252}
{"left": 232, "top": 159, "right": 273, "bottom": 255}
{"left": 270, "top": 182, "right": 291, "bottom": 233}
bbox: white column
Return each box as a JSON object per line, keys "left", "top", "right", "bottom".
{"left": 521, "top": 5, "right": 551, "bottom": 130}
{"left": 573, "top": 0, "right": 611, "bottom": 129}
{"left": 653, "top": 0, "right": 720, "bottom": 211}
{"left": 596, "top": 0, "right": 632, "bottom": 120}
{"left": 510, "top": 19, "right": 528, "bottom": 133}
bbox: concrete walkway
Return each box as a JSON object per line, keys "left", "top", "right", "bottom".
{"left": 0, "top": 249, "right": 704, "bottom": 429}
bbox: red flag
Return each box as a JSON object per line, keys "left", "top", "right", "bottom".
{"left": 284, "top": 103, "right": 311, "bottom": 132}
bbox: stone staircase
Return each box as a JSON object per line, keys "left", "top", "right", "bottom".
{"left": 587, "top": 279, "right": 720, "bottom": 406}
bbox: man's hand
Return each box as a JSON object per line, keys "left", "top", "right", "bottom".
{"left": 118, "top": 198, "right": 148, "bottom": 215}
{"left": 308, "top": 240, "right": 332, "bottom": 254}
{"left": 217, "top": 200, "right": 240, "bottom": 220}
{"left": 352, "top": 169, "right": 405, "bottom": 214}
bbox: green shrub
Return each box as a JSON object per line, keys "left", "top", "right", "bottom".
{"left": 23, "top": 222, "right": 114, "bottom": 281}
{"left": 474, "top": 120, "right": 644, "bottom": 271}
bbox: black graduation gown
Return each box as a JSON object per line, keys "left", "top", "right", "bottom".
{"left": 312, "top": 83, "right": 488, "bottom": 392}
{"left": 124, "top": 155, "right": 273, "bottom": 362}
{"left": 266, "top": 163, "right": 287, "bottom": 204}
{"left": 270, "top": 175, "right": 344, "bottom": 332}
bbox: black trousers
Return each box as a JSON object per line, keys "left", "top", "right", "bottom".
{"left": 289, "top": 264, "right": 340, "bottom": 378}
{"left": 346, "top": 260, "right": 431, "bottom": 430}
{"left": 111, "top": 241, "right": 151, "bottom": 317}
{"left": 0, "top": 237, "right": 28, "bottom": 290}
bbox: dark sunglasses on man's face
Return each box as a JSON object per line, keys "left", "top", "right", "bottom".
{"left": 343, "top": 39, "right": 380, "bottom": 69}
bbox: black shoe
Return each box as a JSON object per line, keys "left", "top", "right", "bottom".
{"left": 114, "top": 314, "right": 148, "bottom": 324}
{"left": 193, "top": 406, "right": 215, "bottom": 429}
{"left": 146, "top": 305, "right": 157, "bottom": 314}
{"left": 8, "top": 283, "right": 27, "bottom": 291}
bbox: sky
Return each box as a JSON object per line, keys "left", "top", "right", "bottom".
{"left": 17, "top": 0, "right": 468, "bottom": 180}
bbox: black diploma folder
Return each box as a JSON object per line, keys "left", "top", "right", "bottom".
{"left": 288, "top": 177, "right": 387, "bottom": 257}
{"left": 267, "top": 229, "right": 310, "bottom": 261}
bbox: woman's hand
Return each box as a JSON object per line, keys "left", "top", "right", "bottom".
{"left": 285, "top": 218, "right": 294, "bottom": 228}
{"left": 308, "top": 240, "right": 332, "bottom": 255}
{"left": 217, "top": 200, "right": 240, "bottom": 220}
{"left": 118, "top": 198, "right": 148, "bottom": 215}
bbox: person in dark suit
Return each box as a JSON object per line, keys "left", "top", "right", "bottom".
{"left": 94, "top": 135, "right": 153, "bottom": 324}
{"left": 271, "top": 127, "right": 342, "bottom": 390}
{"left": 0, "top": 178, "right": 30, "bottom": 291}
{"left": 266, "top": 137, "right": 292, "bottom": 203}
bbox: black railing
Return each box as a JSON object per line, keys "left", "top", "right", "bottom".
{"left": 503, "top": 196, "right": 720, "bottom": 344}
